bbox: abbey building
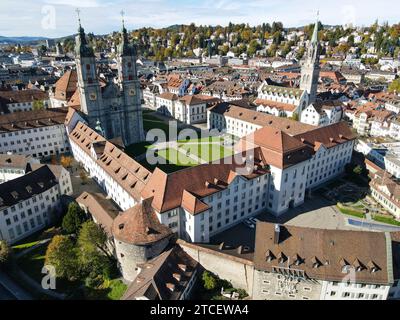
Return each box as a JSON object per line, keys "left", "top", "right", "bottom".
{"left": 75, "top": 21, "right": 144, "bottom": 146}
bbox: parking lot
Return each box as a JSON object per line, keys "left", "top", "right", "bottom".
{"left": 210, "top": 193, "right": 353, "bottom": 253}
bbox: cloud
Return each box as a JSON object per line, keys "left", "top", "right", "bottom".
{"left": 44, "top": 0, "right": 103, "bottom": 7}
{"left": 0, "top": 0, "right": 399, "bottom": 37}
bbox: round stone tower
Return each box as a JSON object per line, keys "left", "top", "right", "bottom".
{"left": 112, "top": 198, "right": 173, "bottom": 281}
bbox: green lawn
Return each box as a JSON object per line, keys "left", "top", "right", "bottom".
{"left": 15, "top": 240, "right": 126, "bottom": 300}
{"left": 372, "top": 214, "right": 400, "bottom": 226}
{"left": 157, "top": 148, "right": 199, "bottom": 166}
{"left": 177, "top": 136, "right": 225, "bottom": 143}
{"left": 106, "top": 279, "right": 128, "bottom": 300}
{"left": 17, "top": 243, "right": 48, "bottom": 283}
{"left": 84, "top": 279, "right": 127, "bottom": 300}
{"left": 12, "top": 240, "right": 42, "bottom": 254}
{"left": 137, "top": 148, "right": 199, "bottom": 173}
{"left": 142, "top": 112, "right": 183, "bottom": 139}
{"left": 125, "top": 141, "right": 152, "bottom": 157}
{"left": 337, "top": 203, "right": 365, "bottom": 219}
{"left": 179, "top": 143, "right": 234, "bottom": 162}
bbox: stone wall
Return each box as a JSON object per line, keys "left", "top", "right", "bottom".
{"left": 178, "top": 240, "right": 255, "bottom": 296}
{"left": 114, "top": 237, "right": 170, "bottom": 281}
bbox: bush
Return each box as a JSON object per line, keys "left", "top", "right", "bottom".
{"left": 236, "top": 289, "right": 249, "bottom": 299}
{"left": 85, "top": 274, "right": 104, "bottom": 289}
{"left": 337, "top": 202, "right": 365, "bottom": 218}
{"left": 0, "top": 240, "right": 12, "bottom": 267}
{"left": 353, "top": 165, "right": 363, "bottom": 175}
{"left": 202, "top": 271, "right": 218, "bottom": 290}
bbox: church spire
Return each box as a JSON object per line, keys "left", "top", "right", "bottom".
{"left": 311, "top": 11, "right": 319, "bottom": 44}
{"left": 75, "top": 8, "right": 94, "bottom": 57}
{"left": 118, "top": 10, "right": 135, "bottom": 56}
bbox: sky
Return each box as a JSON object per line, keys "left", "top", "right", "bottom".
{"left": 0, "top": 0, "right": 399, "bottom": 38}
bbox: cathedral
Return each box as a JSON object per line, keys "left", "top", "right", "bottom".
{"left": 74, "top": 19, "right": 144, "bottom": 146}
{"left": 299, "top": 17, "right": 321, "bottom": 105}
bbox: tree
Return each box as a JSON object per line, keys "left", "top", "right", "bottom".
{"left": 290, "top": 112, "right": 299, "bottom": 121}
{"left": 78, "top": 221, "right": 114, "bottom": 283}
{"left": 79, "top": 170, "right": 88, "bottom": 185}
{"left": 247, "top": 39, "right": 261, "bottom": 56}
{"left": 0, "top": 241, "right": 12, "bottom": 267}
{"left": 296, "top": 47, "right": 306, "bottom": 60}
{"left": 32, "top": 100, "right": 44, "bottom": 110}
{"left": 45, "top": 235, "right": 79, "bottom": 280}
{"left": 202, "top": 271, "right": 217, "bottom": 290}
{"left": 353, "top": 165, "right": 363, "bottom": 175}
{"left": 78, "top": 221, "right": 110, "bottom": 259}
{"left": 388, "top": 78, "right": 400, "bottom": 94}
{"left": 62, "top": 202, "right": 87, "bottom": 234}
{"left": 60, "top": 155, "right": 73, "bottom": 169}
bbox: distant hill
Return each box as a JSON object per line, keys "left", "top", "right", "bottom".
{"left": 0, "top": 36, "right": 49, "bottom": 44}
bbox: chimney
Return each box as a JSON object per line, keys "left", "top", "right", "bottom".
{"left": 237, "top": 245, "right": 243, "bottom": 254}
{"left": 274, "top": 224, "right": 280, "bottom": 244}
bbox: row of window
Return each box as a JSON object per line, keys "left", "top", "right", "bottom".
{"left": 7, "top": 214, "right": 47, "bottom": 240}
{"left": 1, "top": 125, "right": 59, "bottom": 138}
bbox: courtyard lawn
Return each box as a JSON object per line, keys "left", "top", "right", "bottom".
{"left": 125, "top": 141, "right": 152, "bottom": 158}
{"left": 137, "top": 147, "right": 199, "bottom": 174}
{"left": 177, "top": 136, "right": 225, "bottom": 143}
{"left": 157, "top": 148, "right": 199, "bottom": 166}
{"left": 179, "top": 142, "right": 234, "bottom": 162}
{"left": 142, "top": 111, "right": 183, "bottom": 138}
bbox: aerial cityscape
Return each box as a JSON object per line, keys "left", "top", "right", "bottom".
{"left": 1, "top": 0, "right": 400, "bottom": 306}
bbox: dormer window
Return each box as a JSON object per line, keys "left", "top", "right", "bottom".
{"left": 277, "top": 252, "right": 286, "bottom": 264}
{"left": 173, "top": 273, "right": 181, "bottom": 282}
{"left": 353, "top": 259, "right": 364, "bottom": 272}
{"left": 166, "top": 283, "right": 175, "bottom": 292}
{"left": 311, "top": 256, "right": 321, "bottom": 268}
{"left": 266, "top": 250, "right": 275, "bottom": 262}
{"left": 178, "top": 264, "right": 187, "bottom": 272}
{"left": 293, "top": 254, "right": 302, "bottom": 266}
{"left": 367, "top": 261, "right": 379, "bottom": 273}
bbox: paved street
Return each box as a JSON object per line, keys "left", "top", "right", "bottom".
{"left": 0, "top": 271, "right": 32, "bottom": 300}
{"left": 0, "top": 282, "right": 16, "bottom": 300}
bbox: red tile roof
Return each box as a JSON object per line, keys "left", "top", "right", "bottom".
{"left": 112, "top": 198, "right": 173, "bottom": 245}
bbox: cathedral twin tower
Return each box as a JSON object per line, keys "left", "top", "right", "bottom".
{"left": 75, "top": 20, "right": 144, "bottom": 146}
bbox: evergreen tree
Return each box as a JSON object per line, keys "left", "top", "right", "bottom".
{"left": 62, "top": 202, "right": 87, "bottom": 234}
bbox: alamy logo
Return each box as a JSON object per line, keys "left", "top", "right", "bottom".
{"left": 41, "top": 5, "right": 57, "bottom": 30}
{"left": 41, "top": 265, "right": 56, "bottom": 290}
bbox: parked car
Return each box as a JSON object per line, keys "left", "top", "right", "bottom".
{"left": 243, "top": 219, "right": 255, "bottom": 228}
{"left": 248, "top": 217, "right": 258, "bottom": 225}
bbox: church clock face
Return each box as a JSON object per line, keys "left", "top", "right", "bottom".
{"left": 128, "top": 88, "right": 136, "bottom": 96}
